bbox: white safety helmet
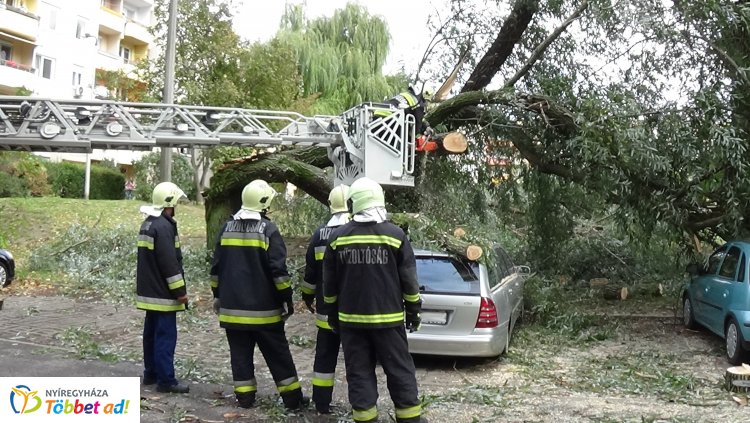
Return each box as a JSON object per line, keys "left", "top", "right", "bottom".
{"left": 241, "top": 179, "right": 277, "bottom": 212}
{"left": 347, "top": 177, "right": 385, "bottom": 215}
{"left": 328, "top": 185, "right": 350, "bottom": 214}
{"left": 152, "top": 181, "right": 186, "bottom": 209}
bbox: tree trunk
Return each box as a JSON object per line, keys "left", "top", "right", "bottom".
{"left": 203, "top": 148, "right": 332, "bottom": 248}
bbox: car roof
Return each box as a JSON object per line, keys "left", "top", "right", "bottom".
{"left": 413, "top": 249, "right": 452, "bottom": 258}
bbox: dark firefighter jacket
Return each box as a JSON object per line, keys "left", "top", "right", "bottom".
{"left": 375, "top": 90, "right": 427, "bottom": 134}
{"left": 302, "top": 221, "right": 343, "bottom": 330}
{"left": 322, "top": 221, "right": 421, "bottom": 329}
{"left": 136, "top": 213, "right": 186, "bottom": 312}
{"left": 210, "top": 217, "right": 292, "bottom": 330}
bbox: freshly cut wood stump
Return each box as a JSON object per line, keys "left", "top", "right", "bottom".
{"left": 725, "top": 365, "right": 750, "bottom": 393}
{"left": 453, "top": 227, "right": 466, "bottom": 238}
{"left": 441, "top": 132, "right": 468, "bottom": 154}
{"left": 601, "top": 286, "right": 628, "bottom": 301}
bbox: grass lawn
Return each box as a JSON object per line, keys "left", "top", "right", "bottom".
{"left": 0, "top": 197, "right": 207, "bottom": 265}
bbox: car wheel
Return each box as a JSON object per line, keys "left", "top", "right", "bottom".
{"left": 726, "top": 318, "right": 747, "bottom": 365}
{"left": 682, "top": 296, "right": 697, "bottom": 330}
{"left": 0, "top": 262, "right": 7, "bottom": 287}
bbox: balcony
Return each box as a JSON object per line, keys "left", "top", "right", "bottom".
{"left": 0, "top": 4, "right": 40, "bottom": 41}
{"left": 0, "top": 58, "right": 36, "bottom": 95}
{"left": 98, "top": 5, "right": 125, "bottom": 34}
{"left": 96, "top": 50, "right": 123, "bottom": 72}
{"left": 123, "top": 19, "right": 151, "bottom": 45}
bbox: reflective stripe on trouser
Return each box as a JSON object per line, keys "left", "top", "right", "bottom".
{"left": 312, "top": 327, "right": 340, "bottom": 408}
{"left": 233, "top": 378, "right": 257, "bottom": 394}
{"left": 340, "top": 326, "right": 421, "bottom": 423}
{"left": 225, "top": 328, "right": 303, "bottom": 409}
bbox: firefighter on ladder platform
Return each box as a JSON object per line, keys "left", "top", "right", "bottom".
{"left": 376, "top": 87, "right": 439, "bottom": 153}
{"left": 301, "top": 184, "right": 351, "bottom": 414}
{"left": 210, "top": 179, "right": 307, "bottom": 410}
{"left": 323, "top": 177, "right": 427, "bottom": 423}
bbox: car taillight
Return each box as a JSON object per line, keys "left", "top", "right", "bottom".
{"left": 475, "top": 297, "right": 498, "bottom": 328}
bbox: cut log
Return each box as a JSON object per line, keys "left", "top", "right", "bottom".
{"left": 389, "top": 213, "right": 484, "bottom": 262}
{"left": 629, "top": 283, "right": 665, "bottom": 297}
{"left": 440, "top": 132, "right": 468, "bottom": 154}
{"left": 444, "top": 236, "right": 483, "bottom": 261}
{"left": 725, "top": 366, "right": 750, "bottom": 393}
{"left": 453, "top": 227, "right": 466, "bottom": 238}
{"left": 589, "top": 278, "right": 609, "bottom": 287}
{"left": 600, "top": 286, "right": 628, "bottom": 301}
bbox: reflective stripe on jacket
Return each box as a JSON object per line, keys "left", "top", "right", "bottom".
{"left": 136, "top": 214, "right": 186, "bottom": 312}
{"left": 322, "top": 221, "right": 421, "bottom": 328}
{"left": 210, "top": 217, "right": 291, "bottom": 329}
{"left": 303, "top": 222, "right": 343, "bottom": 330}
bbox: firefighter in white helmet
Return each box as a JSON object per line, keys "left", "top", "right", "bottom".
{"left": 136, "top": 182, "right": 190, "bottom": 393}
{"left": 322, "top": 177, "right": 426, "bottom": 423}
{"left": 301, "top": 184, "right": 350, "bottom": 414}
{"left": 209, "top": 179, "right": 307, "bottom": 410}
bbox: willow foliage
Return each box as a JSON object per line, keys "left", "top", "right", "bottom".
{"left": 277, "top": 3, "right": 404, "bottom": 114}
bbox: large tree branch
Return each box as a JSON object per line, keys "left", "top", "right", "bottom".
{"left": 426, "top": 88, "right": 578, "bottom": 134}
{"left": 460, "top": 0, "right": 539, "bottom": 92}
{"left": 207, "top": 148, "right": 331, "bottom": 204}
{"left": 504, "top": 0, "right": 589, "bottom": 87}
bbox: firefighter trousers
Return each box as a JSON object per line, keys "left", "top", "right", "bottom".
{"left": 312, "top": 327, "right": 340, "bottom": 410}
{"left": 340, "top": 325, "right": 422, "bottom": 423}
{"left": 225, "top": 327, "right": 304, "bottom": 408}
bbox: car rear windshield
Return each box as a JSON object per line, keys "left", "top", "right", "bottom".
{"left": 416, "top": 256, "right": 480, "bottom": 295}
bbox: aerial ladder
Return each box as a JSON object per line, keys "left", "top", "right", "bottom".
{"left": 0, "top": 96, "right": 417, "bottom": 187}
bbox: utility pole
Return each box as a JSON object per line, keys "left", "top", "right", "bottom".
{"left": 160, "top": 0, "right": 178, "bottom": 182}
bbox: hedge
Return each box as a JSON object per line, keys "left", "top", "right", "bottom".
{"left": 47, "top": 162, "right": 125, "bottom": 199}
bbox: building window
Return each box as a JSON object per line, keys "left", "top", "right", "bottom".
{"left": 0, "top": 43, "right": 11, "bottom": 62}
{"left": 46, "top": 8, "right": 57, "bottom": 30}
{"left": 76, "top": 19, "right": 87, "bottom": 39}
{"left": 72, "top": 71, "right": 82, "bottom": 86}
{"left": 119, "top": 46, "right": 131, "bottom": 63}
{"left": 36, "top": 55, "right": 54, "bottom": 79}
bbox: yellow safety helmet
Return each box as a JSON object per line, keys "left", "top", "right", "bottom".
{"left": 241, "top": 179, "right": 277, "bottom": 212}
{"left": 328, "top": 185, "right": 350, "bottom": 214}
{"left": 347, "top": 177, "right": 385, "bottom": 215}
{"left": 151, "top": 182, "right": 186, "bottom": 209}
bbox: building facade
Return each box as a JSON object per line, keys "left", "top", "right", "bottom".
{"left": 0, "top": 0, "right": 155, "bottom": 171}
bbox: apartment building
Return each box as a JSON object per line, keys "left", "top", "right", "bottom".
{"left": 0, "top": 0, "right": 155, "bottom": 172}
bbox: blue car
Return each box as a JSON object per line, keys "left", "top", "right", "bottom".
{"left": 683, "top": 240, "right": 750, "bottom": 364}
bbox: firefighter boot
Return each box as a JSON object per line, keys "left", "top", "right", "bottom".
{"left": 281, "top": 389, "right": 309, "bottom": 411}
{"left": 236, "top": 392, "right": 256, "bottom": 409}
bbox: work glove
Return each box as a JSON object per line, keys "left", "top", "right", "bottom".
{"left": 423, "top": 126, "right": 434, "bottom": 139}
{"left": 405, "top": 311, "right": 421, "bottom": 333}
{"left": 282, "top": 298, "right": 295, "bottom": 321}
{"left": 212, "top": 298, "right": 220, "bottom": 315}
{"left": 328, "top": 312, "right": 340, "bottom": 334}
{"left": 302, "top": 294, "right": 315, "bottom": 314}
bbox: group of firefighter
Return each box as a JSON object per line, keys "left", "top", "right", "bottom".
{"left": 135, "top": 173, "right": 428, "bottom": 422}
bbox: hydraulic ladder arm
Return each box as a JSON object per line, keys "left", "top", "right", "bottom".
{"left": 0, "top": 96, "right": 416, "bottom": 186}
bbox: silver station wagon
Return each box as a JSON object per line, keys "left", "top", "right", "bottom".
{"left": 407, "top": 246, "right": 527, "bottom": 357}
